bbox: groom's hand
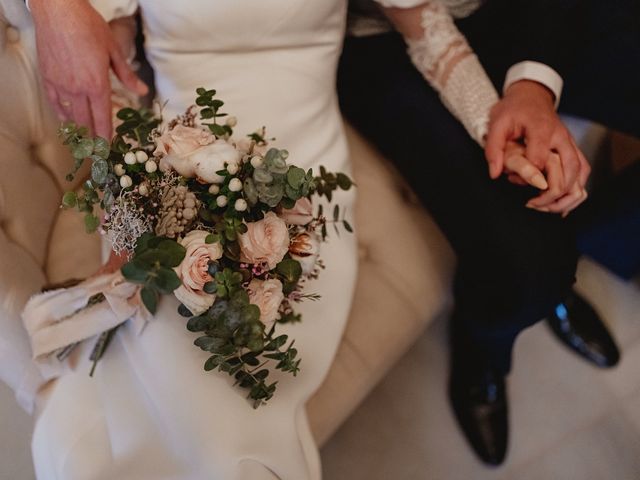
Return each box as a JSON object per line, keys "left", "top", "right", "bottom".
{"left": 484, "top": 80, "right": 590, "bottom": 215}
{"left": 29, "top": 0, "right": 148, "bottom": 139}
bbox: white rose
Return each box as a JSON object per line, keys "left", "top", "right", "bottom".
{"left": 289, "top": 232, "right": 321, "bottom": 275}
{"left": 157, "top": 126, "right": 241, "bottom": 184}
{"left": 173, "top": 230, "right": 223, "bottom": 315}
{"left": 191, "top": 141, "right": 242, "bottom": 184}
{"left": 248, "top": 278, "right": 284, "bottom": 329}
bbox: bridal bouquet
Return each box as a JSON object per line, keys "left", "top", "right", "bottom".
{"left": 55, "top": 88, "right": 353, "bottom": 407}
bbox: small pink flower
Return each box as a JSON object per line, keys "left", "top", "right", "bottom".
{"left": 279, "top": 197, "right": 314, "bottom": 226}
{"left": 248, "top": 278, "right": 284, "bottom": 329}
{"left": 238, "top": 212, "right": 290, "bottom": 270}
{"left": 174, "top": 230, "right": 223, "bottom": 315}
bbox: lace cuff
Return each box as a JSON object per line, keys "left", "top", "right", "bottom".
{"left": 406, "top": 2, "right": 498, "bottom": 144}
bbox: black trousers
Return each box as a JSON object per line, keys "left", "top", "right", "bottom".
{"left": 337, "top": 0, "right": 640, "bottom": 374}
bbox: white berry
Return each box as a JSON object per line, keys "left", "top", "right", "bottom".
{"left": 226, "top": 163, "right": 239, "bottom": 175}
{"left": 208, "top": 184, "right": 220, "bottom": 195}
{"left": 225, "top": 116, "right": 237, "bottom": 127}
{"left": 228, "top": 178, "right": 243, "bottom": 192}
{"left": 135, "top": 150, "right": 148, "bottom": 163}
{"left": 216, "top": 195, "right": 228, "bottom": 208}
{"left": 234, "top": 198, "right": 248, "bottom": 212}
{"left": 145, "top": 160, "right": 158, "bottom": 173}
{"left": 138, "top": 183, "right": 149, "bottom": 196}
{"left": 124, "top": 152, "right": 137, "bottom": 165}
{"left": 250, "top": 156, "right": 263, "bottom": 168}
{"left": 120, "top": 175, "right": 133, "bottom": 188}
{"left": 114, "top": 164, "right": 126, "bottom": 176}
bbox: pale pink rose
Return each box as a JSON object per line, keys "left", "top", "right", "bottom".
{"left": 289, "top": 231, "right": 321, "bottom": 275}
{"left": 173, "top": 230, "right": 223, "bottom": 315}
{"left": 248, "top": 278, "right": 284, "bottom": 328}
{"left": 155, "top": 124, "right": 214, "bottom": 158}
{"left": 279, "top": 197, "right": 314, "bottom": 226}
{"left": 238, "top": 212, "right": 290, "bottom": 269}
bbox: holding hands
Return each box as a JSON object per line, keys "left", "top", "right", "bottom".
{"left": 486, "top": 80, "right": 590, "bottom": 217}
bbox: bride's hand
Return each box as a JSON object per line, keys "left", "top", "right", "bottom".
{"left": 504, "top": 141, "right": 588, "bottom": 216}
{"left": 503, "top": 141, "right": 548, "bottom": 190}
{"left": 94, "top": 250, "right": 128, "bottom": 276}
{"left": 29, "top": 0, "right": 148, "bottom": 139}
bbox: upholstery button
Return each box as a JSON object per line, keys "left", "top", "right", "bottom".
{"left": 6, "top": 26, "right": 20, "bottom": 44}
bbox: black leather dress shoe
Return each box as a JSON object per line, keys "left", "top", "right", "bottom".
{"left": 547, "top": 291, "right": 620, "bottom": 368}
{"left": 449, "top": 368, "right": 508, "bottom": 466}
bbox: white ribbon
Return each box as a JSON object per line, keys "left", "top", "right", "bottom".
{"left": 21, "top": 272, "right": 151, "bottom": 379}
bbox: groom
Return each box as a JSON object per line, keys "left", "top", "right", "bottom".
{"left": 338, "top": 0, "right": 640, "bottom": 465}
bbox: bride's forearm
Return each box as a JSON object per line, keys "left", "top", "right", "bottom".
{"left": 381, "top": 2, "right": 499, "bottom": 145}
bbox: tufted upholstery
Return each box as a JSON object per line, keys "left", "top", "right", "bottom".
{"left": 0, "top": 2, "right": 455, "bottom": 444}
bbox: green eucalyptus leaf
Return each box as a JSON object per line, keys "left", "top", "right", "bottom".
{"left": 91, "top": 159, "right": 109, "bottom": 185}
{"left": 84, "top": 213, "right": 99, "bottom": 233}
{"left": 134, "top": 232, "right": 154, "bottom": 254}
{"left": 208, "top": 123, "right": 226, "bottom": 137}
{"left": 73, "top": 138, "right": 94, "bottom": 160}
{"left": 92, "top": 137, "right": 110, "bottom": 159}
{"left": 247, "top": 337, "right": 264, "bottom": 353}
{"left": 205, "top": 233, "right": 220, "bottom": 244}
{"left": 204, "top": 355, "right": 223, "bottom": 371}
{"left": 241, "top": 304, "right": 261, "bottom": 324}
{"left": 116, "top": 107, "right": 138, "bottom": 120}
{"left": 336, "top": 172, "right": 353, "bottom": 190}
{"left": 187, "top": 315, "right": 210, "bottom": 332}
{"left": 140, "top": 286, "right": 158, "bottom": 314}
{"left": 194, "top": 336, "right": 228, "bottom": 353}
{"left": 203, "top": 281, "right": 217, "bottom": 294}
{"left": 284, "top": 184, "right": 300, "bottom": 201}
{"left": 230, "top": 289, "right": 250, "bottom": 306}
{"left": 200, "top": 107, "right": 214, "bottom": 119}
{"left": 253, "top": 167, "right": 273, "bottom": 184}
{"left": 153, "top": 267, "right": 181, "bottom": 294}
{"left": 276, "top": 258, "right": 302, "bottom": 284}
{"left": 61, "top": 191, "right": 77, "bottom": 208}
{"left": 286, "top": 167, "right": 305, "bottom": 189}
{"left": 280, "top": 196, "right": 296, "bottom": 209}
{"left": 256, "top": 183, "right": 284, "bottom": 208}
{"left": 178, "top": 304, "right": 193, "bottom": 317}
{"left": 265, "top": 335, "right": 288, "bottom": 351}
{"left": 121, "top": 261, "right": 149, "bottom": 283}
{"left": 243, "top": 178, "right": 259, "bottom": 205}
{"left": 156, "top": 239, "right": 187, "bottom": 267}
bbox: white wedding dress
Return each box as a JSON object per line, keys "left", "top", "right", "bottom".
{"left": 30, "top": 1, "right": 358, "bottom": 479}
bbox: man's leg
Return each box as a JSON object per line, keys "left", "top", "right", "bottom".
{"left": 338, "top": 32, "right": 578, "bottom": 464}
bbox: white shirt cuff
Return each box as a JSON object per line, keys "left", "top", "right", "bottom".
{"left": 503, "top": 61, "right": 564, "bottom": 109}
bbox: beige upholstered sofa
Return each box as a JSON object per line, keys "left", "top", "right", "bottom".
{"left": 0, "top": 2, "right": 455, "bottom": 447}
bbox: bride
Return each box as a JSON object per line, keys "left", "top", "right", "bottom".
{"left": 17, "top": 0, "right": 543, "bottom": 478}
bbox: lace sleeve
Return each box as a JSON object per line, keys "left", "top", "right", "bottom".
{"left": 405, "top": 1, "right": 498, "bottom": 145}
